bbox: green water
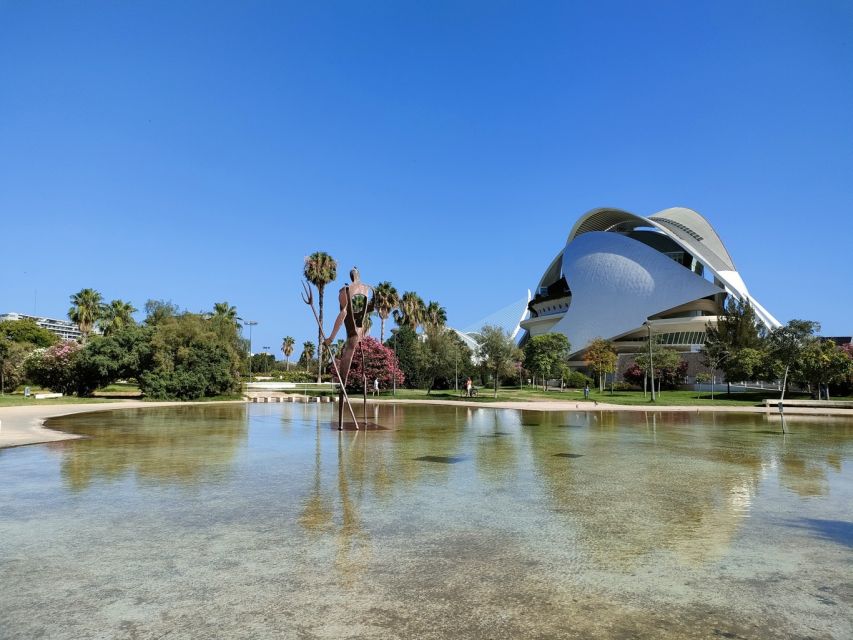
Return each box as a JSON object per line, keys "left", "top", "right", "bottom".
{"left": 1, "top": 403, "right": 851, "bottom": 639}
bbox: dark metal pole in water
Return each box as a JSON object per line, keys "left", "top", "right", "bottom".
{"left": 360, "top": 342, "right": 367, "bottom": 424}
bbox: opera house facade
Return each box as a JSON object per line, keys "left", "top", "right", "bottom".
{"left": 518, "top": 207, "right": 780, "bottom": 361}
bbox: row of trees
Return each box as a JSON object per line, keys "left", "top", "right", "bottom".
{"left": 1, "top": 291, "right": 248, "bottom": 399}
{"left": 704, "top": 300, "right": 853, "bottom": 398}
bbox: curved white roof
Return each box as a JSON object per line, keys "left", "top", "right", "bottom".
{"left": 523, "top": 206, "right": 780, "bottom": 355}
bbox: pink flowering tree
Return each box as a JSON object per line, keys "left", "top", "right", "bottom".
{"left": 330, "top": 336, "right": 404, "bottom": 393}
{"left": 24, "top": 341, "right": 82, "bottom": 394}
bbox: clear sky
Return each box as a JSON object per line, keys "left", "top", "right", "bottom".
{"left": 2, "top": 1, "right": 851, "bottom": 355}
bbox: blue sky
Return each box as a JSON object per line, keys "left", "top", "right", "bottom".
{"left": 2, "top": 1, "right": 851, "bottom": 354}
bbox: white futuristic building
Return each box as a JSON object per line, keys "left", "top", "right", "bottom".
{"left": 519, "top": 207, "right": 780, "bottom": 360}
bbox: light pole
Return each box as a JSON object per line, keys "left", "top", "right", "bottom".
{"left": 455, "top": 345, "right": 459, "bottom": 393}
{"left": 392, "top": 329, "right": 397, "bottom": 397}
{"left": 262, "top": 346, "right": 271, "bottom": 374}
{"left": 644, "top": 321, "right": 656, "bottom": 402}
{"left": 239, "top": 319, "right": 258, "bottom": 382}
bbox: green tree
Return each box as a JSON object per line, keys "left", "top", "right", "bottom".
{"left": 704, "top": 298, "right": 765, "bottom": 394}
{"left": 478, "top": 325, "right": 522, "bottom": 398}
{"left": 385, "top": 326, "right": 424, "bottom": 388}
{"left": 101, "top": 299, "right": 138, "bottom": 336}
{"left": 790, "top": 339, "right": 853, "bottom": 399}
{"left": 68, "top": 288, "right": 105, "bottom": 342}
{"left": 75, "top": 325, "right": 153, "bottom": 395}
{"left": 212, "top": 301, "right": 238, "bottom": 324}
{"left": 524, "top": 333, "right": 570, "bottom": 391}
{"left": 766, "top": 320, "right": 820, "bottom": 400}
{"left": 299, "top": 341, "right": 316, "bottom": 372}
{"left": 394, "top": 291, "right": 425, "bottom": 330}
{"left": 373, "top": 281, "right": 399, "bottom": 342}
{"left": 139, "top": 313, "right": 242, "bottom": 400}
{"left": 583, "top": 337, "right": 616, "bottom": 392}
{"left": 421, "top": 328, "right": 472, "bottom": 394}
{"left": 634, "top": 342, "right": 683, "bottom": 394}
{"left": 281, "top": 336, "right": 295, "bottom": 371}
{"left": 0, "top": 341, "right": 32, "bottom": 393}
{"left": 144, "top": 299, "right": 180, "bottom": 326}
{"left": 423, "top": 301, "right": 448, "bottom": 335}
{"left": 725, "top": 347, "right": 765, "bottom": 387}
{"left": 304, "top": 251, "right": 338, "bottom": 383}
{"left": 0, "top": 318, "right": 58, "bottom": 347}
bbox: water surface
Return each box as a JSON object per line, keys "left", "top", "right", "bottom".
{"left": 1, "top": 403, "right": 851, "bottom": 639}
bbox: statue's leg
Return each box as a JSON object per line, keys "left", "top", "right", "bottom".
{"left": 337, "top": 337, "right": 359, "bottom": 429}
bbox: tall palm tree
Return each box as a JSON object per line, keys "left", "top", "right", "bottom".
{"left": 213, "top": 301, "right": 238, "bottom": 324}
{"left": 393, "top": 291, "right": 425, "bottom": 330}
{"left": 332, "top": 339, "right": 346, "bottom": 357}
{"left": 423, "top": 300, "right": 448, "bottom": 335}
{"left": 101, "top": 299, "right": 138, "bottom": 336}
{"left": 68, "top": 288, "right": 104, "bottom": 343}
{"left": 282, "top": 336, "right": 295, "bottom": 371}
{"left": 373, "top": 281, "right": 399, "bottom": 342}
{"left": 300, "top": 341, "right": 316, "bottom": 372}
{"left": 304, "top": 252, "right": 338, "bottom": 382}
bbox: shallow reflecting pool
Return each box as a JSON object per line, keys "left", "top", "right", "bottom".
{"left": 1, "top": 403, "right": 852, "bottom": 639}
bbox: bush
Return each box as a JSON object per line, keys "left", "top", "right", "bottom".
{"left": 24, "top": 342, "right": 82, "bottom": 394}
{"left": 333, "top": 336, "right": 404, "bottom": 393}
{"left": 274, "top": 370, "right": 316, "bottom": 383}
{"left": 565, "top": 370, "right": 593, "bottom": 388}
{"left": 0, "top": 341, "right": 32, "bottom": 392}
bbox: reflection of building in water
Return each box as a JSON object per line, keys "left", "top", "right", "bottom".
{"left": 49, "top": 406, "right": 248, "bottom": 491}
{"left": 524, "top": 411, "right": 853, "bottom": 567}
{"left": 524, "top": 412, "right": 764, "bottom": 567}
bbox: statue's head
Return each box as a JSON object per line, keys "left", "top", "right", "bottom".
{"left": 350, "top": 267, "right": 360, "bottom": 283}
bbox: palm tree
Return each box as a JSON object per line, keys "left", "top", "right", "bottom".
{"left": 393, "top": 291, "right": 425, "bottom": 330}
{"left": 101, "top": 299, "right": 138, "bottom": 336}
{"left": 332, "top": 339, "right": 346, "bottom": 357}
{"left": 304, "top": 252, "right": 338, "bottom": 383}
{"left": 423, "top": 300, "right": 447, "bottom": 335}
{"left": 373, "top": 281, "right": 399, "bottom": 342}
{"left": 68, "top": 288, "right": 104, "bottom": 343}
{"left": 213, "top": 301, "right": 238, "bottom": 324}
{"left": 282, "top": 336, "right": 295, "bottom": 371}
{"left": 300, "top": 341, "right": 316, "bottom": 372}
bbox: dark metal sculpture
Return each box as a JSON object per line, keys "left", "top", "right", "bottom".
{"left": 324, "top": 267, "right": 374, "bottom": 430}
{"left": 301, "top": 281, "right": 360, "bottom": 429}
{"left": 303, "top": 267, "right": 375, "bottom": 430}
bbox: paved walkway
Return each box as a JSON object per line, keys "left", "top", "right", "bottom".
{"left": 2, "top": 398, "right": 851, "bottom": 450}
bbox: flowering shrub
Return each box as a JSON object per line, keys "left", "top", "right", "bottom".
{"left": 24, "top": 341, "right": 83, "bottom": 394}
{"left": 330, "top": 336, "right": 404, "bottom": 393}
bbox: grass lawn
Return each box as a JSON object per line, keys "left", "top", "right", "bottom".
{"left": 378, "top": 386, "right": 833, "bottom": 407}
{"left": 0, "top": 394, "right": 119, "bottom": 408}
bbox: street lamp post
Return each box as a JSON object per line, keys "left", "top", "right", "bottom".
{"left": 393, "top": 330, "right": 397, "bottom": 397}
{"left": 455, "top": 346, "right": 458, "bottom": 393}
{"left": 644, "top": 321, "right": 656, "bottom": 402}
{"left": 262, "top": 346, "right": 271, "bottom": 374}
{"left": 239, "top": 319, "right": 258, "bottom": 382}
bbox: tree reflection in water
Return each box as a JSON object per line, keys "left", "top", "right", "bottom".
{"left": 47, "top": 405, "right": 248, "bottom": 491}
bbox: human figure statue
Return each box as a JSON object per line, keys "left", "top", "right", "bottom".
{"left": 324, "top": 267, "right": 374, "bottom": 428}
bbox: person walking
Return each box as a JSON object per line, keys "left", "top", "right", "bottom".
{"left": 465, "top": 377, "right": 472, "bottom": 398}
